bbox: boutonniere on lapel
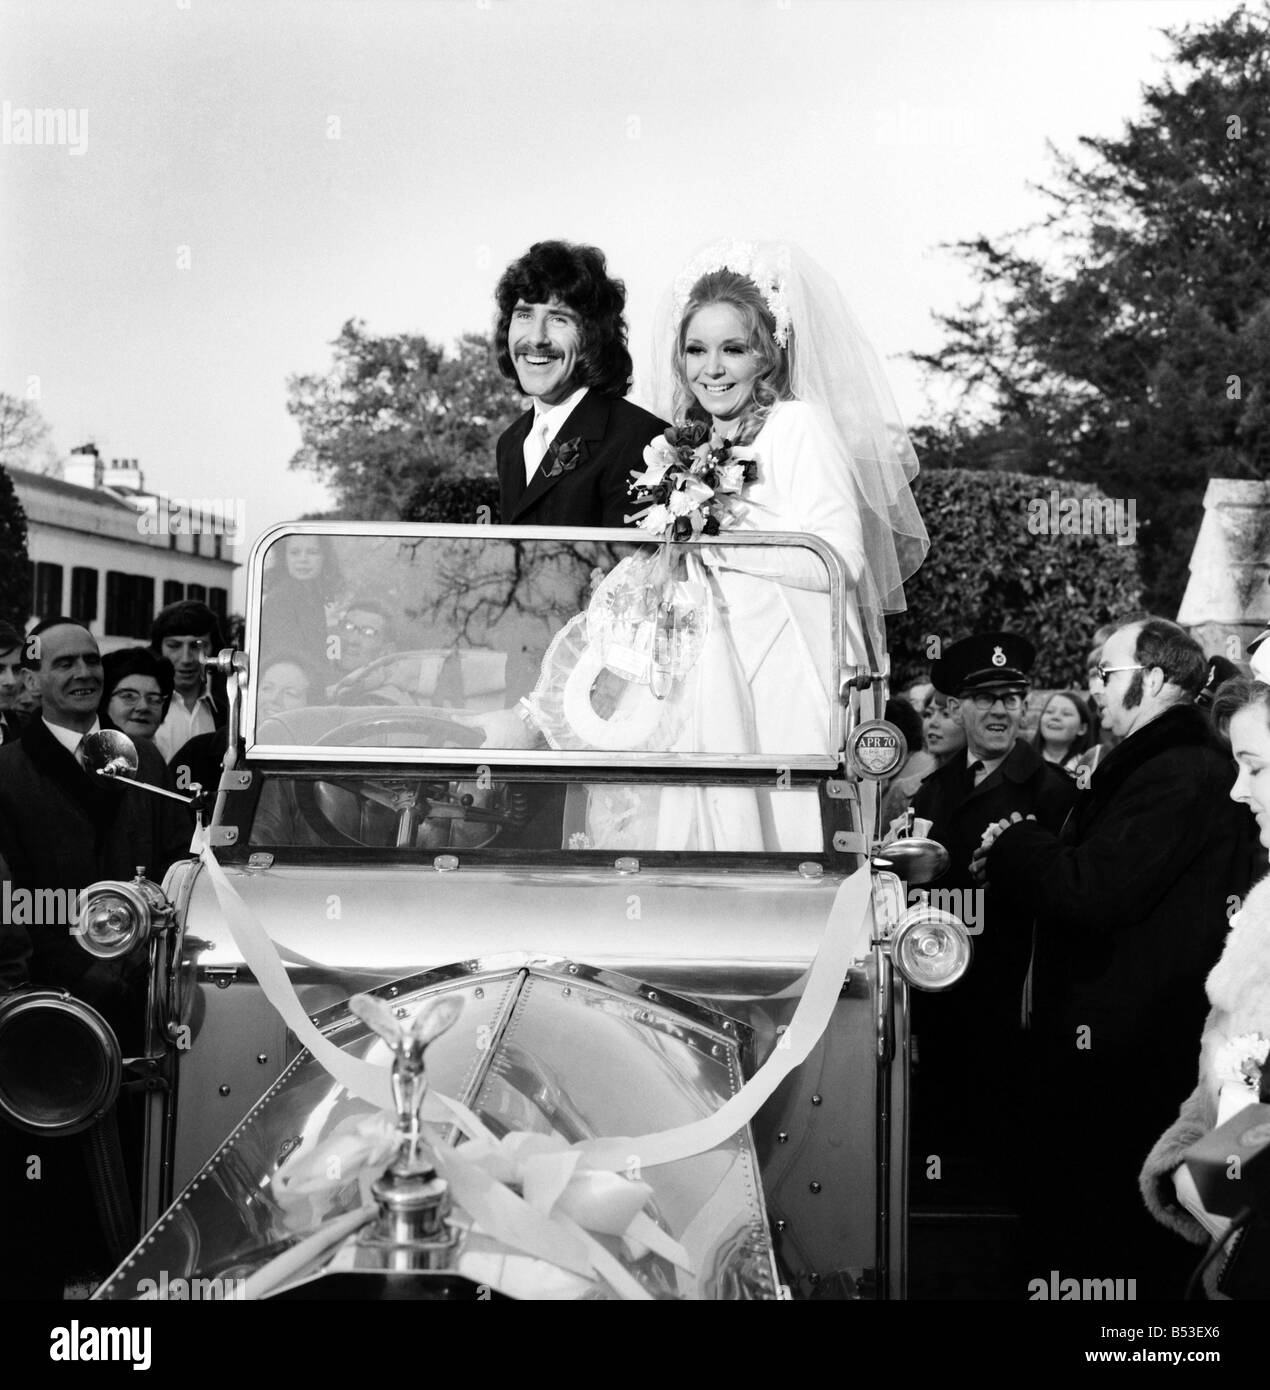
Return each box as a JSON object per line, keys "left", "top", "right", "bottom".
{"left": 540, "top": 435, "right": 584, "bottom": 479}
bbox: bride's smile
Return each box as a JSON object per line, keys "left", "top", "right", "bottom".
{"left": 683, "top": 303, "right": 761, "bottom": 422}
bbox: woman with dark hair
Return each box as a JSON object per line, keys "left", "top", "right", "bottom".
{"left": 921, "top": 688, "right": 967, "bottom": 768}
{"left": 1031, "top": 690, "right": 1096, "bottom": 771}
{"left": 1140, "top": 676, "right": 1270, "bottom": 1297}
{"left": 99, "top": 646, "right": 174, "bottom": 743}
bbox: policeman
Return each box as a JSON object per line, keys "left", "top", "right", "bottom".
{"left": 908, "top": 633, "right": 1077, "bottom": 1222}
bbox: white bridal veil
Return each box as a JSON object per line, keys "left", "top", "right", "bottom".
{"left": 645, "top": 239, "right": 930, "bottom": 652}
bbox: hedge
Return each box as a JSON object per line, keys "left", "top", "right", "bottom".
{"left": 890, "top": 470, "right": 1142, "bottom": 689}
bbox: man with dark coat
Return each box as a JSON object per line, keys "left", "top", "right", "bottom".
{"left": 494, "top": 240, "right": 667, "bottom": 528}
{"left": 980, "top": 618, "right": 1254, "bottom": 1297}
{"left": 0, "top": 618, "right": 189, "bottom": 1297}
{"left": 907, "top": 633, "right": 1077, "bottom": 1222}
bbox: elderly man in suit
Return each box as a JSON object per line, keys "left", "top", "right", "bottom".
{"left": 494, "top": 240, "right": 667, "bottom": 528}
{"left": 0, "top": 618, "right": 188, "bottom": 1297}
{"left": 979, "top": 617, "right": 1254, "bottom": 1297}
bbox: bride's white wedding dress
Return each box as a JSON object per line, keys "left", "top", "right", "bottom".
{"left": 534, "top": 399, "right": 868, "bottom": 853}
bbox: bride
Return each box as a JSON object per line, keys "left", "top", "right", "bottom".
{"left": 486, "top": 241, "right": 927, "bottom": 851}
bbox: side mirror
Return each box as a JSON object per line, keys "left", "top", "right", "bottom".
{"left": 82, "top": 730, "right": 203, "bottom": 808}
{"left": 871, "top": 837, "right": 951, "bottom": 886}
{"left": 81, "top": 728, "right": 139, "bottom": 779}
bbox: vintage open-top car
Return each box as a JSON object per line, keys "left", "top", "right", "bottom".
{"left": 0, "top": 523, "right": 970, "bottom": 1300}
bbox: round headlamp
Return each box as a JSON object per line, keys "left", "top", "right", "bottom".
{"left": 76, "top": 878, "right": 161, "bottom": 959}
{"left": 890, "top": 907, "right": 972, "bottom": 992}
{"left": 0, "top": 991, "right": 122, "bottom": 1134}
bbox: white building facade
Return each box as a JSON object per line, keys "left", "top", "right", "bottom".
{"left": 11, "top": 455, "right": 238, "bottom": 649}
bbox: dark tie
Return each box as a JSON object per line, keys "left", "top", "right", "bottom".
{"left": 966, "top": 759, "right": 984, "bottom": 790}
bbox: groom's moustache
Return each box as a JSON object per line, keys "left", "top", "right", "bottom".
{"left": 515, "top": 346, "right": 563, "bottom": 359}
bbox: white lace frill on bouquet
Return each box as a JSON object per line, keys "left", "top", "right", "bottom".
{"left": 524, "top": 554, "right": 710, "bottom": 753}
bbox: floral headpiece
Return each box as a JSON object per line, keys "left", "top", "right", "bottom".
{"left": 672, "top": 240, "right": 793, "bottom": 348}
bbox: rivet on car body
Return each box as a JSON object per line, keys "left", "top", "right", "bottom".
{"left": 777, "top": 1131, "right": 789, "bottom": 1144}
{"left": 567, "top": 964, "right": 579, "bottom": 975}
{"left": 562, "top": 987, "right": 572, "bottom": 997}
{"left": 218, "top": 1085, "right": 231, "bottom": 1096}
{"left": 809, "top": 1182, "right": 822, "bottom": 1194}
{"left": 474, "top": 987, "right": 484, "bottom": 999}
{"left": 809, "top": 1272, "right": 822, "bottom": 1284}
{"left": 647, "top": 991, "right": 659, "bottom": 1002}
{"left": 811, "top": 1094, "right": 823, "bottom": 1106}
{"left": 466, "top": 961, "right": 478, "bottom": 972}
{"left": 394, "top": 1007, "right": 407, "bottom": 1019}
{"left": 775, "top": 1219, "right": 786, "bottom": 1232}
{"left": 256, "top": 1054, "right": 267, "bottom": 1065}
{"left": 388, "top": 986, "right": 399, "bottom": 998}
{"left": 434, "top": 855, "right": 459, "bottom": 873}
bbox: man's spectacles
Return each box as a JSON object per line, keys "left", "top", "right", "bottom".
{"left": 340, "top": 620, "right": 383, "bottom": 639}
{"left": 1091, "top": 663, "right": 1144, "bottom": 686}
{"left": 111, "top": 689, "right": 165, "bottom": 708}
{"left": 965, "top": 692, "right": 1025, "bottom": 711}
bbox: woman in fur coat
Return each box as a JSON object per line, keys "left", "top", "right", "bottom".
{"left": 1140, "top": 676, "right": 1270, "bottom": 1297}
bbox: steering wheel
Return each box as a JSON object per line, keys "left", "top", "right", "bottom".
{"left": 293, "top": 773, "right": 523, "bottom": 850}
{"left": 312, "top": 709, "right": 485, "bottom": 750}
{"left": 329, "top": 651, "right": 450, "bottom": 707}
{"left": 287, "top": 708, "right": 514, "bottom": 847}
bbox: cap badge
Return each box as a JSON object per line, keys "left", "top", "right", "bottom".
{"left": 991, "top": 646, "right": 1006, "bottom": 668}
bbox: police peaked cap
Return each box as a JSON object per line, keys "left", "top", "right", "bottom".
{"left": 930, "top": 632, "right": 1036, "bottom": 696}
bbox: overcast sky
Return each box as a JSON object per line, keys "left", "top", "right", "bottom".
{"left": 0, "top": 0, "right": 1242, "bottom": 596}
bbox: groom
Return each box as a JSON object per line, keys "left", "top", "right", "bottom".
{"left": 494, "top": 240, "right": 666, "bottom": 527}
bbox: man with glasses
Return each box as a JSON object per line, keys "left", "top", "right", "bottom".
{"left": 908, "top": 633, "right": 1077, "bottom": 1246}
{"left": 334, "top": 599, "right": 393, "bottom": 676}
{"left": 978, "top": 617, "right": 1254, "bottom": 1297}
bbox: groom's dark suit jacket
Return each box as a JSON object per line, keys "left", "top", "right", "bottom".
{"left": 497, "top": 390, "right": 667, "bottom": 527}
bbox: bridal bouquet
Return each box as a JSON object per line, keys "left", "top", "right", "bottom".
{"left": 1214, "top": 1032, "right": 1270, "bottom": 1097}
{"left": 626, "top": 421, "right": 757, "bottom": 541}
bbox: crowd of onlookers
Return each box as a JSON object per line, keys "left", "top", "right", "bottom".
{"left": 5, "top": 594, "right": 1270, "bottom": 1300}
{"left": 880, "top": 615, "right": 1270, "bottom": 1299}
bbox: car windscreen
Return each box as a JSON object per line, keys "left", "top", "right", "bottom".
{"left": 245, "top": 769, "right": 834, "bottom": 855}
{"left": 246, "top": 526, "right": 847, "bottom": 769}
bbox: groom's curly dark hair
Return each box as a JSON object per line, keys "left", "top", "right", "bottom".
{"left": 494, "top": 241, "right": 634, "bottom": 396}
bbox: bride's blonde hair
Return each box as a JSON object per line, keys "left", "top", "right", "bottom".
{"left": 671, "top": 270, "right": 794, "bottom": 444}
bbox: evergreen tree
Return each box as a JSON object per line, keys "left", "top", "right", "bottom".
{"left": 0, "top": 464, "right": 31, "bottom": 628}
{"left": 913, "top": 4, "right": 1270, "bottom": 611}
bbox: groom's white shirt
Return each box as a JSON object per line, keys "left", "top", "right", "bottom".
{"left": 523, "top": 384, "right": 589, "bottom": 484}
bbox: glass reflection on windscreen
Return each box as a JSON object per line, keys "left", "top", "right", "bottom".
{"left": 253, "top": 532, "right": 835, "bottom": 765}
